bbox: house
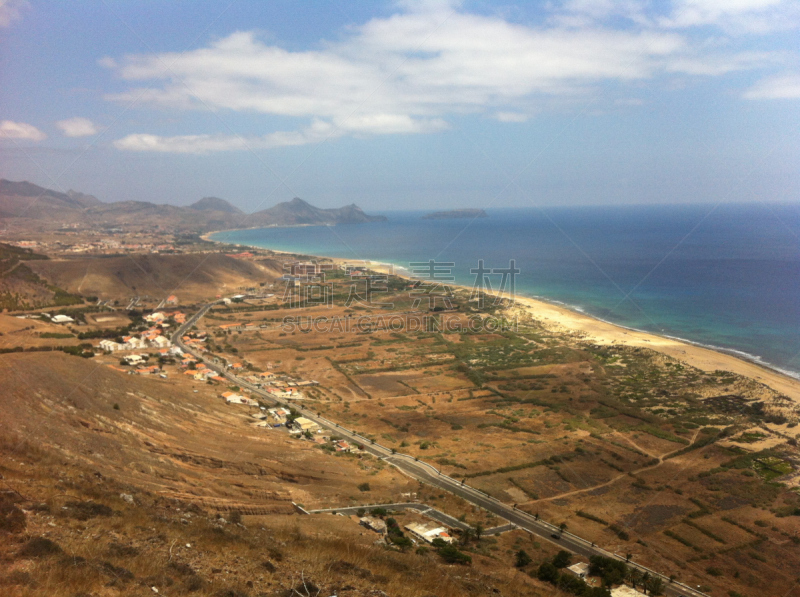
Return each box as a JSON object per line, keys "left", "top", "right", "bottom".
{"left": 404, "top": 523, "right": 456, "bottom": 544}
{"left": 166, "top": 295, "right": 178, "bottom": 305}
{"left": 566, "top": 562, "right": 590, "bottom": 579}
{"left": 292, "top": 417, "right": 318, "bottom": 433}
{"left": 123, "top": 354, "right": 145, "bottom": 366}
{"left": 221, "top": 391, "right": 257, "bottom": 406}
{"left": 610, "top": 587, "right": 648, "bottom": 597}
{"left": 51, "top": 314, "right": 74, "bottom": 324}
{"left": 99, "top": 339, "right": 124, "bottom": 352}
{"left": 360, "top": 517, "right": 387, "bottom": 534}
{"left": 144, "top": 312, "right": 166, "bottom": 323}
{"left": 334, "top": 440, "right": 351, "bottom": 452}
{"left": 151, "top": 335, "right": 171, "bottom": 348}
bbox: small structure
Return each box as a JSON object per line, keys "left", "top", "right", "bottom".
{"left": 360, "top": 517, "right": 387, "bottom": 534}
{"left": 99, "top": 339, "right": 124, "bottom": 352}
{"left": 404, "top": 522, "right": 456, "bottom": 544}
{"left": 221, "top": 391, "right": 257, "bottom": 406}
{"left": 610, "top": 587, "right": 648, "bottom": 597}
{"left": 51, "top": 314, "right": 74, "bottom": 324}
{"left": 292, "top": 417, "right": 319, "bottom": 433}
{"left": 123, "top": 354, "right": 145, "bottom": 366}
{"left": 566, "top": 562, "right": 590, "bottom": 579}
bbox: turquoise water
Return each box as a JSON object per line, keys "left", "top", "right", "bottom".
{"left": 212, "top": 203, "right": 800, "bottom": 378}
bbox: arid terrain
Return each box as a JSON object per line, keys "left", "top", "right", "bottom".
{"left": 1, "top": 188, "right": 799, "bottom": 596}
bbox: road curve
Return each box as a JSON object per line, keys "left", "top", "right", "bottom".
{"left": 172, "top": 300, "right": 706, "bottom": 597}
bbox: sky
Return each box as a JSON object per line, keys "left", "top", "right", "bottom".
{"left": 1, "top": 0, "right": 799, "bottom": 212}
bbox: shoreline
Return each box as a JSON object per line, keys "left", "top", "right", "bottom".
{"left": 205, "top": 229, "right": 800, "bottom": 405}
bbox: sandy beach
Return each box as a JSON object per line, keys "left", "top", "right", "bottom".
{"left": 206, "top": 232, "right": 800, "bottom": 407}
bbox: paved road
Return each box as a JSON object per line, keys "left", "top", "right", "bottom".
{"left": 172, "top": 302, "right": 706, "bottom": 597}
{"left": 309, "top": 501, "right": 516, "bottom": 535}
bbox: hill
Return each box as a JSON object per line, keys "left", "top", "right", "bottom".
{"left": 0, "top": 350, "right": 549, "bottom": 597}
{"left": 249, "top": 197, "right": 387, "bottom": 227}
{"left": 27, "top": 253, "right": 284, "bottom": 303}
{"left": 0, "top": 179, "right": 385, "bottom": 233}
{"left": 0, "top": 179, "right": 101, "bottom": 222}
{"left": 189, "top": 196, "right": 243, "bottom": 214}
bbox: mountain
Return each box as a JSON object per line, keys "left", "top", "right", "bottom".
{"left": 0, "top": 180, "right": 384, "bottom": 232}
{"left": 189, "top": 196, "right": 242, "bottom": 214}
{"left": 0, "top": 179, "right": 102, "bottom": 221}
{"left": 250, "top": 197, "right": 387, "bottom": 226}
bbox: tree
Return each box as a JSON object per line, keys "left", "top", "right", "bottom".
{"left": 459, "top": 527, "right": 475, "bottom": 546}
{"left": 515, "top": 549, "right": 532, "bottom": 568}
{"left": 645, "top": 576, "right": 664, "bottom": 596}
{"left": 537, "top": 561, "right": 559, "bottom": 583}
{"left": 475, "top": 523, "right": 484, "bottom": 540}
{"left": 438, "top": 545, "right": 472, "bottom": 565}
{"left": 552, "top": 550, "right": 572, "bottom": 569}
{"left": 559, "top": 522, "right": 568, "bottom": 536}
{"left": 626, "top": 567, "right": 643, "bottom": 589}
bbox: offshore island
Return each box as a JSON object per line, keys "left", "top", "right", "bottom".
{"left": 423, "top": 208, "right": 488, "bottom": 219}
{"left": 1, "top": 180, "right": 799, "bottom": 597}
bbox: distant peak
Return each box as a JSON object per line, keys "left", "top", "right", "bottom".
{"left": 189, "top": 196, "right": 242, "bottom": 213}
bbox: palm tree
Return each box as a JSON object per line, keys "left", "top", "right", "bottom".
{"left": 475, "top": 523, "right": 484, "bottom": 540}
{"left": 645, "top": 576, "right": 664, "bottom": 596}
{"left": 626, "top": 567, "right": 642, "bottom": 589}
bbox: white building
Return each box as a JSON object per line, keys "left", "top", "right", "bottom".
{"left": 566, "top": 562, "right": 590, "bottom": 579}
{"left": 99, "top": 340, "right": 124, "bottom": 352}
{"left": 151, "top": 335, "right": 171, "bottom": 348}
{"left": 404, "top": 523, "right": 456, "bottom": 544}
{"left": 51, "top": 315, "right": 74, "bottom": 324}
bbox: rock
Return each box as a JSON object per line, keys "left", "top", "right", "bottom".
{"left": 120, "top": 493, "right": 135, "bottom": 504}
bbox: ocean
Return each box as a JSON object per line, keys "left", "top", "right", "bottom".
{"left": 211, "top": 203, "right": 800, "bottom": 378}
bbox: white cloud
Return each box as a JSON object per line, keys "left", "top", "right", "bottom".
{"left": 0, "top": 120, "right": 46, "bottom": 141}
{"left": 56, "top": 117, "right": 98, "bottom": 137}
{"left": 113, "top": 120, "right": 342, "bottom": 154}
{"left": 104, "top": 2, "right": 787, "bottom": 153}
{"left": 0, "top": 0, "right": 28, "bottom": 28}
{"left": 550, "top": 0, "right": 652, "bottom": 28}
{"left": 744, "top": 73, "right": 800, "bottom": 99}
{"left": 494, "top": 112, "right": 530, "bottom": 123}
{"left": 660, "top": 0, "right": 800, "bottom": 32}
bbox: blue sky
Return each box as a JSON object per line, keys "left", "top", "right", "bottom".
{"left": 1, "top": 0, "right": 799, "bottom": 211}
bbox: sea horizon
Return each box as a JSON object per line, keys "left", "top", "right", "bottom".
{"left": 211, "top": 202, "right": 800, "bottom": 380}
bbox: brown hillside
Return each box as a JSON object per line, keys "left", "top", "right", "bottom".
{"left": 27, "top": 253, "right": 283, "bottom": 302}
{"left": 0, "top": 351, "right": 549, "bottom": 597}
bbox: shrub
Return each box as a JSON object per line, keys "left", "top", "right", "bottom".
{"left": 537, "top": 561, "right": 559, "bottom": 583}
{"left": 515, "top": 549, "right": 532, "bottom": 568}
{"left": 0, "top": 499, "right": 26, "bottom": 534}
{"left": 19, "top": 536, "right": 62, "bottom": 558}
{"left": 438, "top": 545, "right": 472, "bottom": 565}
{"left": 64, "top": 500, "right": 113, "bottom": 520}
{"left": 357, "top": 482, "right": 371, "bottom": 492}
{"left": 552, "top": 550, "right": 572, "bottom": 569}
